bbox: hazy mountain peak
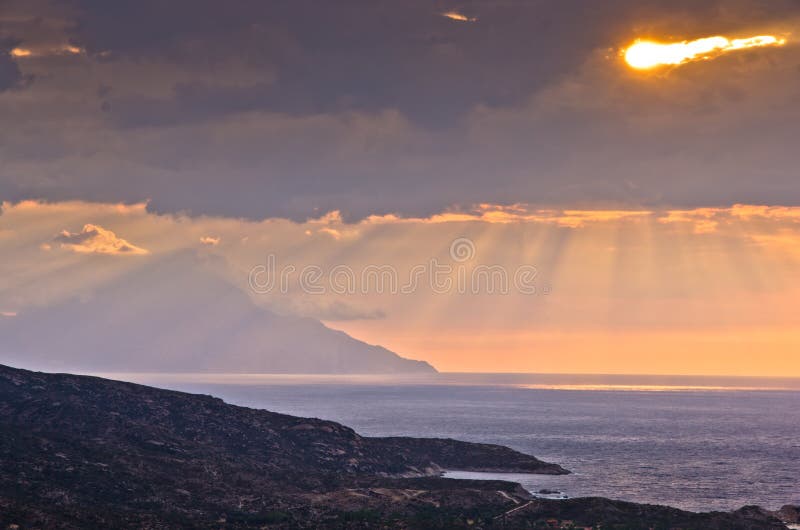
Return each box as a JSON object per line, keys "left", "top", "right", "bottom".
{"left": 0, "top": 251, "right": 435, "bottom": 374}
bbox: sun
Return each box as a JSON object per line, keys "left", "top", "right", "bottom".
{"left": 624, "top": 40, "right": 669, "bottom": 69}
{"left": 624, "top": 35, "right": 786, "bottom": 70}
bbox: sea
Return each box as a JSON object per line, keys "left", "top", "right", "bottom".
{"left": 102, "top": 372, "right": 800, "bottom": 513}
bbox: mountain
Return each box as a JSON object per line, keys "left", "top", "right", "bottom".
{"left": 0, "top": 364, "right": 789, "bottom": 529}
{"left": 0, "top": 252, "right": 434, "bottom": 374}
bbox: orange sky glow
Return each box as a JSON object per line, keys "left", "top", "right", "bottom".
{"left": 3, "top": 200, "right": 800, "bottom": 376}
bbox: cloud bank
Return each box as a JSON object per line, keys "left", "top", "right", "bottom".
{"left": 1, "top": 1, "right": 799, "bottom": 219}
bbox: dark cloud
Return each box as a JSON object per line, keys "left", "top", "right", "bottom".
{"left": 1, "top": 0, "right": 799, "bottom": 219}
{"left": 68, "top": 0, "right": 658, "bottom": 127}
{"left": 67, "top": 0, "right": 799, "bottom": 125}
{"left": 0, "top": 39, "right": 26, "bottom": 91}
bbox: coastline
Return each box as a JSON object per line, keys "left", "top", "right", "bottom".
{"left": 1, "top": 364, "right": 797, "bottom": 528}
{"left": 110, "top": 370, "right": 799, "bottom": 513}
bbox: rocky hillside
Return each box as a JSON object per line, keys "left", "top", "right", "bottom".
{"left": 0, "top": 363, "right": 560, "bottom": 527}
{"left": 0, "top": 364, "right": 789, "bottom": 529}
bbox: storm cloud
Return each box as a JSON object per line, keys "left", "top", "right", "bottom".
{"left": 1, "top": 0, "right": 799, "bottom": 220}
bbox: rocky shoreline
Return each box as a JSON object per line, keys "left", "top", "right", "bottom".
{"left": 0, "top": 364, "right": 795, "bottom": 529}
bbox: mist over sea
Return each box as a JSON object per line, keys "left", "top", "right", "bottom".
{"left": 104, "top": 372, "right": 800, "bottom": 512}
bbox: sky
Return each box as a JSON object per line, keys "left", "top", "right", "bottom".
{"left": 2, "top": 0, "right": 800, "bottom": 375}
